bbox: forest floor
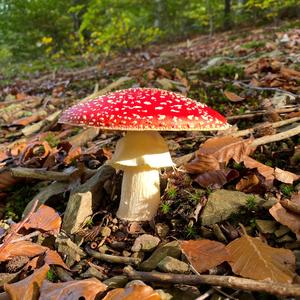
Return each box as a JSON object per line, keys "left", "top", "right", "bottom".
{"left": 0, "top": 20, "right": 300, "bottom": 300}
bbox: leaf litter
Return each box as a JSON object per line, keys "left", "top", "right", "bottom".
{"left": 0, "top": 23, "right": 299, "bottom": 299}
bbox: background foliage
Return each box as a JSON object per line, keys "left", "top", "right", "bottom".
{"left": 0, "top": 0, "right": 299, "bottom": 66}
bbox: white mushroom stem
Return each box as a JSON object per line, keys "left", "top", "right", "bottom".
{"left": 109, "top": 131, "right": 174, "bottom": 221}
{"left": 117, "top": 167, "right": 160, "bottom": 221}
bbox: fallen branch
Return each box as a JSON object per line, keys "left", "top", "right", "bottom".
{"left": 233, "top": 80, "right": 298, "bottom": 98}
{"left": 233, "top": 117, "right": 300, "bottom": 137}
{"left": 85, "top": 245, "right": 141, "bottom": 266}
{"left": 227, "top": 106, "right": 299, "bottom": 121}
{"left": 124, "top": 266, "right": 300, "bottom": 297}
{"left": 252, "top": 124, "right": 300, "bottom": 147}
{"left": 11, "top": 167, "right": 80, "bottom": 182}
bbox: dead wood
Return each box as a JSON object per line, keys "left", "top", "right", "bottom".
{"left": 11, "top": 167, "right": 80, "bottom": 182}
{"left": 86, "top": 246, "right": 141, "bottom": 266}
{"left": 124, "top": 266, "right": 300, "bottom": 297}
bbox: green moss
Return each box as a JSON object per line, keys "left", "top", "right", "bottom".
{"left": 160, "top": 202, "right": 171, "bottom": 214}
{"left": 204, "top": 64, "right": 244, "bottom": 80}
{"left": 241, "top": 40, "right": 266, "bottom": 49}
{"left": 43, "top": 132, "right": 60, "bottom": 148}
{"left": 280, "top": 184, "right": 294, "bottom": 197}
{"left": 185, "top": 224, "right": 197, "bottom": 238}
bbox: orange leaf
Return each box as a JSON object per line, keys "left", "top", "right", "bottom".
{"left": 44, "top": 250, "right": 70, "bottom": 270}
{"left": 236, "top": 174, "right": 260, "bottom": 192}
{"left": 4, "top": 264, "right": 49, "bottom": 300}
{"left": 103, "top": 285, "right": 161, "bottom": 300}
{"left": 40, "top": 278, "right": 107, "bottom": 300}
{"left": 180, "top": 239, "right": 229, "bottom": 273}
{"left": 0, "top": 241, "right": 46, "bottom": 262}
{"left": 226, "top": 234, "right": 295, "bottom": 283}
{"left": 23, "top": 204, "right": 61, "bottom": 235}
{"left": 224, "top": 91, "right": 245, "bottom": 102}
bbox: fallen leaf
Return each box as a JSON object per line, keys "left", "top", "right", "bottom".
{"left": 0, "top": 241, "right": 46, "bottom": 262}
{"left": 226, "top": 234, "right": 295, "bottom": 283}
{"left": 103, "top": 285, "right": 161, "bottom": 300}
{"left": 199, "top": 136, "right": 254, "bottom": 164}
{"left": 23, "top": 204, "right": 61, "bottom": 235}
{"left": 236, "top": 174, "right": 260, "bottom": 192}
{"left": 269, "top": 202, "right": 300, "bottom": 239}
{"left": 184, "top": 154, "right": 220, "bottom": 174}
{"left": 4, "top": 264, "right": 49, "bottom": 300}
{"left": 180, "top": 239, "right": 229, "bottom": 273}
{"left": 224, "top": 91, "right": 245, "bottom": 102}
{"left": 44, "top": 250, "right": 70, "bottom": 271}
{"left": 274, "top": 167, "right": 300, "bottom": 184}
{"left": 39, "top": 278, "right": 107, "bottom": 300}
{"left": 243, "top": 156, "right": 274, "bottom": 183}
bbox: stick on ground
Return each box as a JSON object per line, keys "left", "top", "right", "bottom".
{"left": 124, "top": 266, "right": 300, "bottom": 297}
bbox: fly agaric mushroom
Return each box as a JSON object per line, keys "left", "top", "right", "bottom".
{"left": 59, "top": 88, "right": 230, "bottom": 221}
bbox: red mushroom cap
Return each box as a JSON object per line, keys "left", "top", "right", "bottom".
{"left": 59, "top": 88, "right": 230, "bottom": 131}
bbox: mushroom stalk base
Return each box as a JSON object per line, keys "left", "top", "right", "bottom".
{"left": 116, "top": 168, "right": 160, "bottom": 221}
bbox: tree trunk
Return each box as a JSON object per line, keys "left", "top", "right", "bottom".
{"left": 223, "top": 0, "right": 232, "bottom": 30}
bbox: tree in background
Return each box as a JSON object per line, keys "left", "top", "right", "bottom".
{"left": 0, "top": 0, "right": 299, "bottom": 65}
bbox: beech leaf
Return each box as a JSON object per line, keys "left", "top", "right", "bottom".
{"left": 44, "top": 250, "right": 70, "bottom": 271}
{"left": 269, "top": 202, "right": 300, "bottom": 240}
{"left": 4, "top": 264, "right": 49, "bottom": 300}
{"left": 224, "top": 91, "right": 245, "bottom": 102}
{"left": 274, "top": 167, "right": 300, "bottom": 184}
{"left": 180, "top": 239, "right": 229, "bottom": 273}
{"left": 0, "top": 241, "right": 46, "bottom": 262}
{"left": 40, "top": 278, "right": 107, "bottom": 300}
{"left": 226, "top": 234, "right": 296, "bottom": 283}
{"left": 24, "top": 204, "right": 61, "bottom": 234}
{"left": 103, "top": 285, "right": 161, "bottom": 300}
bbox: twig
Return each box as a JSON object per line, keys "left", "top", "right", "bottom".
{"left": 123, "top": 266, "right": 300, "bottom": 297}
{"left": 232, "top": 80, "right": 299, "bottom": 98}
{"left": 232, "top": 117, "right": 300, "bottom": 137}
{"left": 85, "top": 245, "right": 141, "bottom": 266}
{"left": 11, "top": 167, "right": 80, "bottom": 182}
{"left": 0, "top": 199, "right": 39, "bottom": 250}
{"left": 10, "top": 230, "right": 41, "bottom": 243}
{"left": 252, "top": 124, "right": 300, "bottom": 147}
{"left": 227, "top": 106, "right": 299, "bottom": 121}
{"left": 280, "top": 199, "right": 300, "bottom": 215}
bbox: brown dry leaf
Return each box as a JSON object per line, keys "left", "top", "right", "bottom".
{"left": 291, "top": 193, "right": 300, "bottom": 205}
{"left": 19, "top": 141, "right": 52, "bottom": 167}
{"left": 280, "top": 67, "right": 300, "bottom": 79}
{"left": 63, "top": 146, "right": 82, "bottom": 165}
{"left": 4, "top": 264, "right": 49, "bottom": 300}
{"left": 224, "top": 91, "right": 245, "bottom": 102}
{"left": 194, "top": 169, "right": 239, "bottom": 189}
{"left": 184, "top": 154, "right": 220, "bottom": 174}
{"left": 274, "top": 167, "right": 300, "bottom": 184}
{"left": 226, "top": 234, "right": 295, "bottom": 283}
{"left": 0, "top": 241, "right": 46, "bottom": 262}
{"left": 24, "top": 204, "right": 61, "bottom": 235}
{"left": 103, "top": 285, "right": 161, "bottom": 300}
{"left": 40, "top": 278, "right": 107, "bottom": 300}
{"left": 199, "top": 136, "right": 254, "bottom": 164}
{"left": 236, "top": 174, "right": 260, "bottom": 192}
{"left": 194, "top": 170, "right": 227, "bottom": 188}
{"left": 243, "top": 156, "right": 275, "bottom": 183}
{"left": 269, "top": 202, "right": 300, "bottom": 239}
{"left": 180, "top": 239, "right": 229, "bottom": 273}
{"left": 44, "top": 250, "right": 70, "bottom": 270}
